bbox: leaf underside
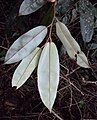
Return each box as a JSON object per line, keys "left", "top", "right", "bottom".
{"left": 5, "top": 26, "right": 47, "bottom": 64}
{"left": 56, "top": 21, "right": 90, "bottom": 68}
{"left": 38, "top": 42, "right": 60, "bottom": 111}
{"left": 12, "top": 47, "right": 42, "bottom": 89}
{"left": 19, "top": 0, "right": 47, "bottom": 16}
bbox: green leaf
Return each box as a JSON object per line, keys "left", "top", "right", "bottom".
{"left": 94, "top": 8, "right": 97, "bottom": 18}
{"left": 79, "top": 100, "right": 85, "bottom": 109}
{"left": 38, "top": 42, "right": 60, "bottom": 111}
{"left": 12, "top": 47, "right": 42, "bottom": 89}
{"left": 79, "top": 0, "right": 95, "bottom": 42}
{"left": 41, "top": 5, "right": 54, "bottom": 26}
{"left": 56, "top": 0, "right": 74, "bottom": 15}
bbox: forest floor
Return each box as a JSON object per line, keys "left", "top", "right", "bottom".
{"left": 0, "top": 0, "right": 97, "bottom": 120}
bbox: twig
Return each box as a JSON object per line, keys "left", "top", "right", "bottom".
{"left": 60, "top": 64, "right": 69, "bottom": 74}
{"left": 70, "top": 82, "right": 84, "bottom": 96}
{"left": 0, "top": 46, "right": 8, "bottom": 50}
{"left": 66, "top": 67, "right": 80, "bottom": 77}
{"left": 51, "top": 110, "right": 63, "bottom": 120}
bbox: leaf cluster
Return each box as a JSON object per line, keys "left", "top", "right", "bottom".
{"left": 3, "top": 0, "right": 97, "bottom": 115}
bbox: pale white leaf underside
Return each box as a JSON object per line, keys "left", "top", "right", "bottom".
{"left": 56, "top": 21, "right": 81, "bottom": 59}
{"left": 19, "top": 0, "right": 46, "bottom": 15}
{"left": 5, "top": 26, "right": 47, "bottom": 64}
{"left": 38, "top": 42, "right": 60, "bottom": 111}
{"left": 12, "top": 47, "right": 42, "bottom": 89}
{"left": 56, "top": 21, "right": 90, "bottom": 68}
{"left": 77, "top": 51, "right": 90, "bottom": 68}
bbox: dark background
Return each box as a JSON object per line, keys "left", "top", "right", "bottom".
{"left": 0, "top": 0, "right": 97, "bottom": 120}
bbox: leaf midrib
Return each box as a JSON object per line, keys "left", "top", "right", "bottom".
{"left": 49, "top": 43, "right": 51, "bottom": 109}
{"left": 6, "top": 27, "right": 46, "bottom": 63}
{"left": 58, "top": 22, "right": 89, "bottom": 67}
{"left": 21, "top": 0, "right": 47, "bottom": 14}
{"left": 16, "top": 48, "right": 40, "bottom": 87}
{"left": 58, "top": 22, "right": 80, "bottom": 56}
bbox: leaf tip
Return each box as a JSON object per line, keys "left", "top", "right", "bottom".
{"left": 4, "top": 56, "right": 9, "bottom": 64}
{"left": 18, "top": 13, "right": 22, "bottom": 16}
{"left": 3, "top": 61, "right": 6, "bottom": 65}
{"left": 12, "top": 84, "right": 18, "bottom": 89}
{"left": 4, "top": 60, "right": 8, "bottom": 64}
{"left": 4, "top": 59, "right": 12, "bottom": 64}
{"left": 16, "top": 86, "right": 19, "bottom": 89}
{"left": 18, "top": 12, "right": 24, "bottom": 16}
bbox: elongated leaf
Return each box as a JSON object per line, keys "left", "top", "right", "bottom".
{"left": 12, "top": 47, "right": 42, "bottom": 89}
{"left": 79, "top": 0, "right": 94, "bottom": 42}
{"left": 56, "top": 21, "right": 81, "bottom": 59}
{"left": 41, "top": 5, "right": 54, "bottom": 26}
{"left": 19, "top": 0, "right": 46, "bottom": 16}
{"left": 56, "top": 21, "right": 90, "bottom": 68}
{"left": 38, "top": 42, "right": 60, "bottom": 111}
{"left": 56, "top": 0, "right": 74, "bottom": 25}
{"left": 5, "top": 26, "right": 47, "bottom": 64}
{"left": 56, "top": 0, "right": 74, "bottom": 15}
{"left": 80, "top": 16, "right": 94, "bottom": 43}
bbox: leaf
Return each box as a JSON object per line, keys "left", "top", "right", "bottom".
{"left": 88, "top": 43, "right": 97, "bottom": 50}
{"left": 37, "top": 42, "right": 60, "bottom": 111}
{"left": 94, "top": 8, "right": 97, "bottom": 18}
{"left": 56, "top": 0, "right": 74, "bottom": 15}
{"left": 60, "top": 45, "right": 67, "bottom": 57}
{"left": 62, "top": 13, "right": 71, "bottom": 25}
{"left": 77, "top": 51, "right": 90, "bottom": 68}
{"left": 5, "top": 26, "right": 47, "bottom": 64}
{"left": 78, "top": 0, "right": 94, "bottom": 42}
{"left": 56, "top": 21, "right": 81, "bottom": 59}
{"left": 71, "top": 8, "right": 77, "bottom": 21}
{"left": 56, "top": 21, "right": 90, "bottom": 68}
{"left": 80, "top": 16, "right": 94, "bottom": 43}
{"left": 94, "top": 19, "right": 97, "bottom": 28}
{"left": 12, "top": 47, "right": 42, "bottom": 89}
{"left": 19, "top": 0, "right": 46, "bottom": 16}
{"left": 41, "top": 5, "right": 54, "bottom": 26}
{"left": 56, "top": 0, "right": 73, "bottom": 25}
